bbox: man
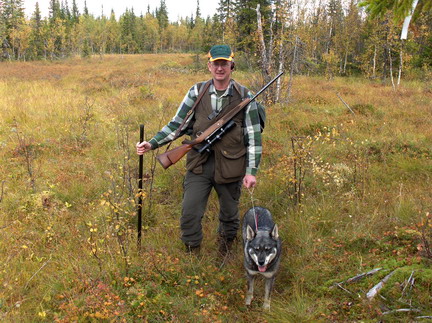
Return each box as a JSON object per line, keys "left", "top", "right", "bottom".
{"left": 136, "top": 45, "right": 262, "bottom": 256}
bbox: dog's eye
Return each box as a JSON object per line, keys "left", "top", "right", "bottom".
{"left": 265, "top": 247, "right": 271, "bottom": 251}
{"left": 255, "top": 247, "right": 260, "bottom": 251}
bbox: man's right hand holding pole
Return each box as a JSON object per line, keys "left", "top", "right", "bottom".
{"left": 136, "top": 141, "right": 152, "bottom": 155}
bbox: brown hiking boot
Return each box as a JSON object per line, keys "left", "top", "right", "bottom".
{"left": 217, "top": 236, "right": 235, "bottom": 258}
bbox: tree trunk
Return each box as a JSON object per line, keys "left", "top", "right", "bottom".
{"left": 372, "top": 45, "right": 377, "bottom": 78}
{"left": 267, "top": 5, "right": 277, "bottom": 68}
{"left": 343, "top": 51, "right": 348, "bottom": 74}
{"left": 388, "top": 46, "right": 396, "bottom": 91}
{"left": 397, "top": 42, "right": 404, "bottom": 86}
{"left": 401, "top": 0, "right": 419, "bottom": 40}
{"left": 255, "top": 4, "right": 270, "bottom": 82}
{"left": 275, "top": 23, "right": 285, "bottom": 103}
{"left": 287, "top": 36, "right": 299, "bottom": 102}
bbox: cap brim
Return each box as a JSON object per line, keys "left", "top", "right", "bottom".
{"left": 209, "top": 57, "right": 233, "bottom": 62}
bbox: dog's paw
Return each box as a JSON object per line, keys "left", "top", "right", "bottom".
{"left": 245, "top": 294, "right": 253, "bottom": 306}
{"left": 263, "top": 300, "right": 271, "bottom": 310}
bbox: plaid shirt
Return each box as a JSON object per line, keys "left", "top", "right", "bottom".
{"left": 149, "top": 80, "right": 262, "bottom": 176}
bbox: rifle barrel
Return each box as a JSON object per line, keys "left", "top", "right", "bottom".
{"left": 250, "top": 71, "right": 284, "bottom": 101}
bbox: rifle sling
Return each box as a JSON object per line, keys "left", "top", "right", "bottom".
{"left": 164, "top": 80, "right": 211, "bottom": 151}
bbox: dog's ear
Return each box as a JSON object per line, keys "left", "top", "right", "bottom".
{"left": 246, "top": 225, "right": 255, "bottom": 241}
{"left": 271, "top": 224, "right": 279, "bottom": 240}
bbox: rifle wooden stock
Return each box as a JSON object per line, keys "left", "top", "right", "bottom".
{"left": 156, "top": 143, "right": 193, "bottom": 169}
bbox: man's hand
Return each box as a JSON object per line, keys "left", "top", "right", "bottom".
{"left": 136, "top": 141, "right": 152, "bottom": 155}
{"left": 243, "top": 175, "right": 256, "bottom": 189}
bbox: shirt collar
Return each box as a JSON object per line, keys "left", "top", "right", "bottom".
{"left": 209, "top": 79, "right": 234, "bottom": 97}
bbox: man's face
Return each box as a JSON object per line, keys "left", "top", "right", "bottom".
{"left": 207, "top": 60, "right": 233, "bottom": 83}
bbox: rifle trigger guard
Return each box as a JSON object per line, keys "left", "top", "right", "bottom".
{"left": 182, "top": 139, "right": 194, "bottom": 145}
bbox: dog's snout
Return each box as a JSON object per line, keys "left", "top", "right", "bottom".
{"left": 257, "top": 253, "right": 266, "bottom": 266}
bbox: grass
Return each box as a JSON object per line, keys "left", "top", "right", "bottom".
{"left": 0, "top": 54, "right": 431, "bottom": 321}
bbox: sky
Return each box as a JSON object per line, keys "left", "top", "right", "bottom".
{"left": 23, "top": 0, "right": 218, "bottom": 22}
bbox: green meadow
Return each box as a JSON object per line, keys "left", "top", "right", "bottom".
{"left": 0, "top": 54, "right": 431, "bottom": 322}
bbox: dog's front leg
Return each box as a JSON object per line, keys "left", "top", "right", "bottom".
{"left": 263, "top": 276, "right": 275, "bottom": 310}
{"left": 245, "top": 274, "right": 255, "bottom": 306}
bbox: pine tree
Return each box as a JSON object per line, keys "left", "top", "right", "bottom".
{"left": 29, "top": 1, "right": 44, "bottom": 58}
{"left": 156, "top": 0, "right": 168, "bottom": 29}
{"left": 49, "top": 0, "right": 61, "bottom": 22}
{"left": 1, "top": 0, "right": 25, "bottom": 59}
{"left": 196, "top": 0, "right": 201, "bottom": 20}
{"left": 217, "top": 0, "right": 237, "bottom": 44}
{"left": 83, "top": 0, "right": 89, "bottom": 16}
{"left": 234, "top": 0, "right": 272, "bottom": 52}
{"left": 71, "top": 0, "right": 79, "bottom": 24}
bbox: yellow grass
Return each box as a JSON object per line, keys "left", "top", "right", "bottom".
{"left": 0, "top": 54, "right": 431, "bottom": 321}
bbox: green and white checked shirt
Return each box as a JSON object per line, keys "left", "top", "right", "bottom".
{"left": 149, "top": 80, "right": 262, "bottom": 176}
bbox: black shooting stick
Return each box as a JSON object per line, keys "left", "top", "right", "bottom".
{"left": 137, "top": 124, "right": 144, "bottom": 248}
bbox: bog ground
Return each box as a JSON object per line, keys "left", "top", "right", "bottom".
{"left": 0, "top": 54, "right": 431, "bottom": 322}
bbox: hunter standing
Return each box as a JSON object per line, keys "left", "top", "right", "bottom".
{"left": 136, "top": 45, "right": 262, "bottom": 255}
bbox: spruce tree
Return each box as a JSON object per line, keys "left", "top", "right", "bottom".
{"left": 234, "top": 0, "right": 272, "bottom": 52}
{"left": 49, "top": 0, "right": 61, "bottom": 22}
{"left": 1, "top": 0, "right": 25, "bottom": 59}
{"left": 30, "top": 1, "right": 44, "bottom": 58}
{"left": 156, "top": 0, "right": 168, "bottom": 29}
{"left": 71, "top": 0, "right": 79, "bottom": 24}
{"left": 83, "top": 0, "right": 89, "bottom": 16}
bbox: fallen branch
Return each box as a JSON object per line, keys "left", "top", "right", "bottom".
{"left": 334, "top": 282, "right": 357, "bottom": 297}
{"left": 400, "top": 270, "right": 415, "bottom": 298}
{"left": 336, "top": 92, "right": 354, "bottom": 114}
{"left": 382, "top": 308, "right": 421, "bottom": 315}
{"left": 345, "top": 268, "right": 382, "bottom": 284}
{"left": 416, "top": 316, "right": 432, "bottom": 320}
{"left": 24, "top": 255, "right": 52, "bottom": 289}
{"left": 366, "top": 269, "right": 397, "bottom": 300}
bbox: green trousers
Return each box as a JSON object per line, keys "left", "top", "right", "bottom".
{"left": 181, "top": 153, "right": 242, "bottom": 248}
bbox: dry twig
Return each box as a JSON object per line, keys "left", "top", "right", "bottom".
{"left": 24, "top": 255, "right": 52, "bottom": 289}
{"left": 336, "top": 92, "right": 355, "bottom": 114}
{"left": 344, "top": 267, "right": 382, "bottom": 284}
{"left": 366, "top": 270, "right": 397, "bottom": 300}
{"left": 382, "top": 308, "right": 421, "bottom": 315}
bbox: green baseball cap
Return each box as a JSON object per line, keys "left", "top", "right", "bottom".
{"left": 208, "top": 45, "right": 234, "bottom": 62}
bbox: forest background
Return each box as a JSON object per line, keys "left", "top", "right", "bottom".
{"left": 1, "top": 0, "right": 431, "bottom": 81}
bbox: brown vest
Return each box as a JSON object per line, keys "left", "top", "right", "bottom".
{"left": 186, "top": 81, "right": 247, "bottom": 184}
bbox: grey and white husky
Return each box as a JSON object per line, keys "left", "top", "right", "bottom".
{"left": 242, "top": 207, "right": 281, "bottom": 310}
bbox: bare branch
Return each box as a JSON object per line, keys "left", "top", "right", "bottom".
{"left": 366, "top": 270, "right": 397, "bottom": 300}
{"left": 336, "top": 92, "right": 354, "bottom": 114}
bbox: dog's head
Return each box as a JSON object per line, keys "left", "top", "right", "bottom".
{"left": 246, "top": 224, "right": 279, "bottom": 273}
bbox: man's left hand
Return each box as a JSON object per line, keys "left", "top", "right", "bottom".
{"left": 243, "top": 175, "right": 256, "bottom": 189}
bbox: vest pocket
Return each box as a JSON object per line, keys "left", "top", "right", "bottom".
{"left": 186, "top": 149, "right": 209, "bottom": 174}
{"left": 218, "top": 147, "right": 246, "bottom": 181}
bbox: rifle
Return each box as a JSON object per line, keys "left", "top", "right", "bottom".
{"left": 156, "top": 72, "right": 284, "bottom": 169}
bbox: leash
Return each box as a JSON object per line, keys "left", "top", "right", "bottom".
{"left": 247, "top": 187, "right": 258, "bottom": 232}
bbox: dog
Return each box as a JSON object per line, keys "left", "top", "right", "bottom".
{"left": 242, "top": 206, "right": 281, "bottom": 310}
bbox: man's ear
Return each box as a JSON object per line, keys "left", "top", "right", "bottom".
{"left": 207, "top": 61, "right": 212, "bottom": 72}
{"left": 271, "top": 224, "right": 279, "bottom": 240}
{"left": 246, "top": 225, "right": 255, "bottom": 241}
